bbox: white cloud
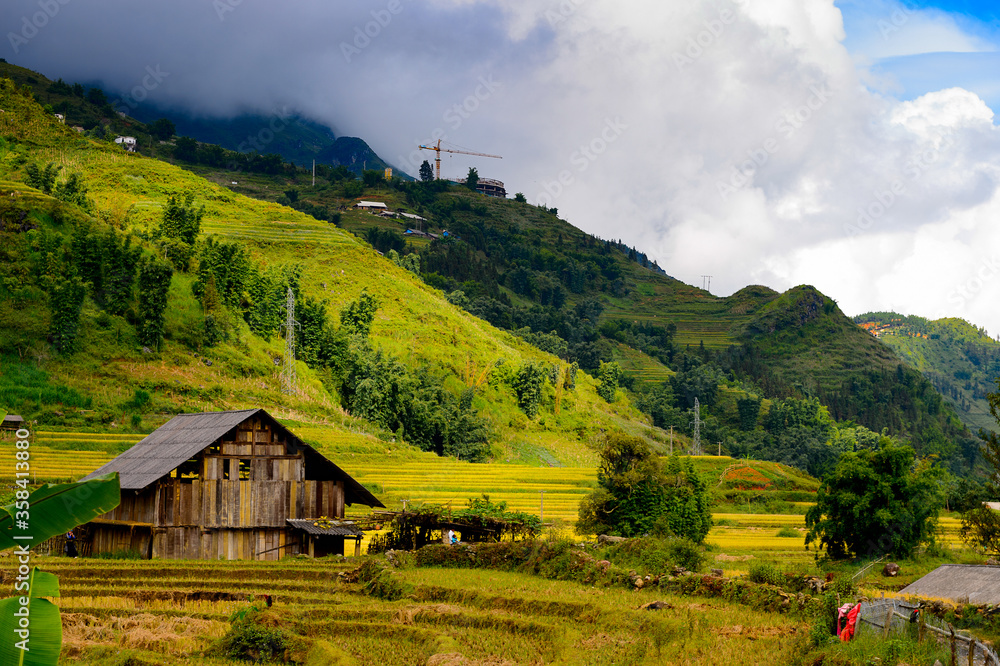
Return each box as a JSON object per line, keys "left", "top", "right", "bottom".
{"left": 4, "top": 0, "right": 1000, "bottom": 332}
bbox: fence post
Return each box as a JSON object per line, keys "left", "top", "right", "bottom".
{"left": 883, "top": 607, "right": 893, "bottom": 638}
{"left": 970, "top": 639, "right": 976, "bottom": 666}
{"left": 918, "top": 610, "right": 925, "bottom": 644}
{"left": 951, "top": 625, "right": 957, "bottom": 666}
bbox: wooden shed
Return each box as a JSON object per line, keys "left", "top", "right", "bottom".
{"left": 79, "top": 409, "right": 384, "bottom": 560}
{"left": 0, "top": 414, "right": 24, "bottom": 430}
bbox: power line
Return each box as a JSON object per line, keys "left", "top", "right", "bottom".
{"left": 701, "top": 275, "right": 712, "bottom": 292}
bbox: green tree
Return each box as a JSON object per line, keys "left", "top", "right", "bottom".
{"left": 49, "top": 274, "right": 86, "bottom": 354}
{"left": 85, "top": 87, "right": 107, "bottom": 106}
{"left": 173, "top": 136, "right": 198, "bottom": 162}
{"left": 99, "top": 231, "right": 141, "bottom": 315}
{"left": 805, "top": 444, "right": 944, "bottom": 559}
{"left": 597, "top": 361, "right": 621, "bottom": 402}
{"left": 960, "top": 379, "right": 1000, "bottom": 552}
{"left": 362, "top": 169, "right": 383, "bottom": 188}
{"left": 419, "top": 160, "right": 434, "bottom": 182}
{"left": 513, "top": 362, "right": 547, "bottom": 418}
{"left": 513, "top": 192, "right": 527, "bottom": 203}
{"left": 465, "top": 167, "right": 479, "bottom": 192}
{"left": 149, "top": 118, "right": 175, "bottom": 141}
{"left": 340, "top": 289, "right": 379, "bottom": 338}
{"left": 136, "top": 256, "right": 173, "bottom": 350}
{"left": 578, "top": 433, "right": 712, "bottom": 541}
{"left": 24, "top": 162, "right": 59, "bottom": 194}
{"left": 158, "top": 193, "right": 204, "bottom": 270}
{"left": 736, "top": 395, "right": 762, "bottom": 431}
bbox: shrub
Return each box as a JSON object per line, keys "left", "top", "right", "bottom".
{"left": 357, "top": 559, "right": 412, "bottom": 601}
{"left": 776, "top": 527, "right": 800, "bottom": 538}
{"left": 598, "top": 536, "right": 705, "bottom": 574}
{"left": 664, "top": 537, "right": 706, "bottom": 572}
{"left": 747, "top": 562, "right": 784, "bottom": 587}
{"left": 215, "top": 613, "right": 287, "bottom": 662}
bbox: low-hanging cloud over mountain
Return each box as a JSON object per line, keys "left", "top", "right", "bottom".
{"left": 4, "top": 0, "right": 1000, "bottom": 334}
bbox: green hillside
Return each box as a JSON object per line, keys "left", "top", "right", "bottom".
{"left": 0, "top": 66, "right": 980, "bottom": 478}
{"left": 855, "top": 312, "right": 1000, "bottom": 435}
{"left": 0, "top": 77, "right": 664, "bottom": 468}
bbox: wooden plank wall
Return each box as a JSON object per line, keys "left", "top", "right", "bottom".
{"left": 89, "top": 525, "right": 152, "bottom": 556}
{"left": 156, "top": 478, "right": 343, "bottom": 527}
{"left": 151, "top": 527, "right": 298, "bottom": 560}
{"left": 98, "top": 489, "right": 156, "bottom": 523}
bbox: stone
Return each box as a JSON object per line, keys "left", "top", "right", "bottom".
{"left": 882, "top": 562, "right": 900, "bottom": 577}
{"left": 598, "top": 535, "right": 626, "bottom": 545}
{"left": 142, "top": 346, "right": 152, "bottom": 354}
{"left": 711, "top": 568, "right": 724, "bottom": 577}
{"left": 634, "top": 577, "right": 644, "bottom": 589}
{"left": 640, "top": 600, "right": 673, "bottom": 611}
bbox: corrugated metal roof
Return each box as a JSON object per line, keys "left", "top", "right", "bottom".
{"left": 286, "top": 518, "right": 363, "bottom": 537}
{"left": 899, "top": 564, "right": 1000, "bottom": 604}
{"left": 80, "top": 409, "right": 384, "bottom": 508}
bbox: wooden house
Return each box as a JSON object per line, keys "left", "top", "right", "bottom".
{"left": 0, "top": 414, "right": 24, "bottom": 431}
{"left": 79, "top": 409, "right": 384, "bottom": 560}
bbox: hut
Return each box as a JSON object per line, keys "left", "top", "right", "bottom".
{"left": 898, "top": 564, "right": 1000, "bottom": 605}
{"left": 79, "top": 409, "right": 384, "bottom": 560}
{"left": 0, "top": 414, "right": 24, "bottom": 431}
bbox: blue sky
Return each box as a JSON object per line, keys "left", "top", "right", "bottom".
{"left": 838, "top": 0, "right": 1000, "bottom": 109}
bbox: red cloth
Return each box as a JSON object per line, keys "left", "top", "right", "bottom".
{"left": 839, "top": 603, "right": 861, "bottom": 641}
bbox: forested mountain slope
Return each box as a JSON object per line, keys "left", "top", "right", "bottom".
{"left": 0, "top": 78, "right": 661, "bottom": 467}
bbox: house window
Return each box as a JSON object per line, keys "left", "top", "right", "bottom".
{"left": 239, "top": 459, "right": 251, "bottom": 479}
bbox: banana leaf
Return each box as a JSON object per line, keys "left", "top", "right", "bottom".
{"left": 0, "top": 567, "right": 62, "bottom": 666}
{"left": 0, "top": 473, "right": 120, "bottom": 551}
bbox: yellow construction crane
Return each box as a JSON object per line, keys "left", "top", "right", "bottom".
{"left": 418, "top": 139, "right": 501, "bottom": 180}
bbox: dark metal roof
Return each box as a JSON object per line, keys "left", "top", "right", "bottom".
{"left": 80, "top": 409, "right": 384, "bottom": 508}
{"left": 286, "top": 518, "right": 363, "bottom": 537}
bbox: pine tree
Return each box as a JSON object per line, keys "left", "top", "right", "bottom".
{"left": 419, "top": 160, "right": 434, "bottom": 182}
{"left": 136, "top": 256, "right": 173, "bottom": 350}
{"left": 49, "top": 274, "right": 86, "bottom": 353}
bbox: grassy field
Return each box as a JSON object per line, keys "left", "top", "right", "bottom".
{"left": 0, "top": 431, "right": 980, "bottom": 665}
{"left": 41, "top": 556, "right": 817, "bottom": 665}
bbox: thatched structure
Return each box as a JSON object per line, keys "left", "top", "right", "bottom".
{"left": 80, "top": 409, "right": 384, "bottom": 560}
{"left": 899, "top": 564, "right": 1000, "bottom": 604}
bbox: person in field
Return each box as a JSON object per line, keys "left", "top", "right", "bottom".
{"left": 65, "top": 529, "right": 78, "bottom": 558}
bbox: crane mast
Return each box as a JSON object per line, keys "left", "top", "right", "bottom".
{"left": 418, "top": 139, "right": 501, "bottom": 180}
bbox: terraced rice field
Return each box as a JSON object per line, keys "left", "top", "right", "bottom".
{"left": 611, "top": 343, "right": 674, "bottom": 384}
{"left": 0, "top": 433, "right": 121, "bottom": 483}
{"left": 201, "top": 219, "right": 352, "bottom": 246}
{"left": 346, "top": 461, "right": 597, "bottom": 525}
{"left": 39, "top": 556, "right": 808, "bottom": 664}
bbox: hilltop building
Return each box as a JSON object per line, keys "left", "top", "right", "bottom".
{"left": 114, "top": 136, "right": 137, "bottom": 152}
{"left": 79, "top": 409, "right": 384, "bottom": 560}
{"left": 455, "top": 177, "right": 507, "bottom": 198}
